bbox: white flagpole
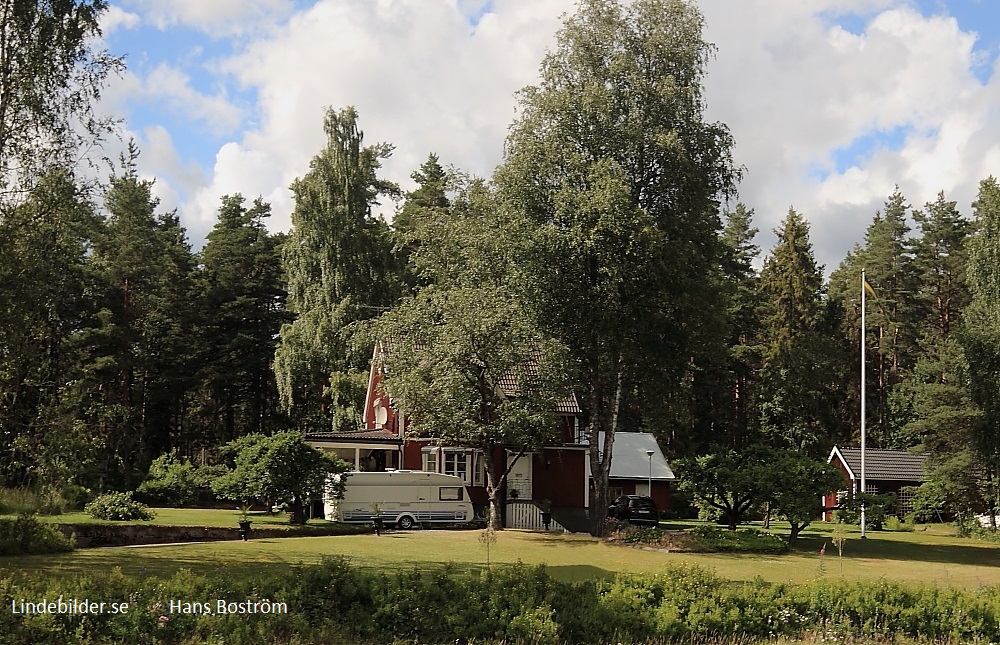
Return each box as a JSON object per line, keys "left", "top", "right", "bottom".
{"left": 861, "top": 270, "right": 867, "bottom": 539}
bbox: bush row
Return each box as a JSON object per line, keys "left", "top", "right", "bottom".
{"left": 0, "top": 515, "right": 74, "bottom": 556}
{"left": 6, "top": 559, "right": 1000, "bottom": 643}
{"left": 689, "top": 526, "right": 789, "bottom": 553}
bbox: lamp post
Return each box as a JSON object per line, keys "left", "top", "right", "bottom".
{"left": 646, "top": 450, "right": 654, "bottom": 498}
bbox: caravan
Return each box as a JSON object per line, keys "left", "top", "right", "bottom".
{"left": 328, "top": 471, "right": 473, "bottom": 529}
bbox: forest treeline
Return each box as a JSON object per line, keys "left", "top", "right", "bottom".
{"left": 2, "top": 0, "right": 1000, "bottom": 527}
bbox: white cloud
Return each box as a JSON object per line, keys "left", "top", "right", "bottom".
{"left": 123, "top": 0, "right": 294, "bottom": 36}
{"left": 184, "top": 0, "right": 574, "bottom": 234}
{"left": 699, "top": 0, "right": 994, "bottom": 270}
{"left": 116, "top": 0, "right": 1000, "bottom": 274}
{"left": 101, "top": 5, "right": 140, "bottom": 35}
{"left": 142, "top": 64, "right": 244, "bottom": 135}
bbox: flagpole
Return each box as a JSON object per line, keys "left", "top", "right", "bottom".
{"left": 860, "top": 269, "right": 867, "bottom": 539}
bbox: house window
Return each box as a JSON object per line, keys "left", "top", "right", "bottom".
{"left": 444, "top": 451, "right": 469, "bottom": 483}
{"left": 473, "top": 451, "right": 485, "bottom": 487}
{"left": 423, "top": 450, "right": 438, "bottom": 473}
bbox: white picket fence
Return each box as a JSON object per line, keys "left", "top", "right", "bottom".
{"left": 505, "top": 500, "right": 565, "bottom": 532}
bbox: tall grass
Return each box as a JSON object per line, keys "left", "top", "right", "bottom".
{"left": 0, "top": 488, "right": 41, "bottom": 515}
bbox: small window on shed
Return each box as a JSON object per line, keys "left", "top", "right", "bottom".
{"left": 439, "top": 487, "right": 464, "bottom": 501}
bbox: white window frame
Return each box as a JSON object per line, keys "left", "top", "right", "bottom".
{"left": 473, "top": 451, "right": 485, "bottom": 487}
{"left": 444, "top": 450, "right": 469, "bottom": 483}
{"left": 422, "top": 449, "right": 439, "bottom": 473}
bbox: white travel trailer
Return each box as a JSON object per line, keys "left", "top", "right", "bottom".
{"left": 328, "top": 470, "right": 474, "bottom": 530}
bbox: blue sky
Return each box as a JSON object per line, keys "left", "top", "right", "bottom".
{"left": 97, "top": 0, "right": 1000, "bottom": 271}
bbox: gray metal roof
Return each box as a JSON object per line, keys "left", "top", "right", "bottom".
{"left": 597, "top": 432, "right": 676, "bottom": 480}
{"left": 830, "top": 447, "right": 927, "bottom": 481}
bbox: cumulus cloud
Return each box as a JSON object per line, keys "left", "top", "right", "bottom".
{"left": 115, "top": 0, "right": 1000, "bottom": 273}
{"left": 185, "top": 0, "right": 574, "bottom": 234}
{"left": 141, "top": 64, "right": 244, "bottom": 135}
{"left": 699, "top": 0, "right": 994, "bottom": 270}
{"left": 122, "top": 0, "right": 295, "bottom": 37}
{"left": 101, "top": 5, "right": 140, "bottom": 35}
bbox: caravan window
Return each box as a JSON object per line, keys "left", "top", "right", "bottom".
{"left": 439, "top": 487, "right": 464, "bottom": 501}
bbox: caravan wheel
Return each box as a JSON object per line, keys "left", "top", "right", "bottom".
{"left": 396, "top": 515, "right": 415, "bottom": 530}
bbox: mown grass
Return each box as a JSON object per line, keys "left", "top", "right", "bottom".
{"left": 3, "top": 515, "right": 1000, "bottom": 590}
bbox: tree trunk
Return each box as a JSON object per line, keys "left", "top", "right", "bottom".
{"left": 589, "top": 368, "right": 623, "bottom": 537}
{"left": 483, "top": 448, "right": 505, "bottom": 531}
{"left": 290, "top": 493, "right": 306, "bottom": 525}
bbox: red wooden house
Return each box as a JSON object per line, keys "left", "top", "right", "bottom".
{"left": 823, "top": 446, "right": 928, "bottom": 521}
{"left": 306, "top": 343, "right": 675, "bottom": 531}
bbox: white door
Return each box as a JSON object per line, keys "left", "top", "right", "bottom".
{"left": 507, "top": 453, "right": 532, "bottom": 500}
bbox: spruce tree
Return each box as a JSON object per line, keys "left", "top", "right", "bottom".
{"left": 758, "top": 209, "right": 844, "bottom": 455}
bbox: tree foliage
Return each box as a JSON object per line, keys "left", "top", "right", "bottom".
{"left": 764, "top": 451, "right": 844, "bottom": 545}
{"left": 677, "top": 447, "right": 770, "bottom": 531}
{"left": 958, "top": 177, "right": 1000, "bottom": 520}
{"left": 758, "top": 209, "right": 846, "bottom": 455}
{"left": 274, "top": 107, "right": 400, "bottom": 429}
{"left": 193, "top": 194, "right": 288, "bottom": 444}
{"left": 212, "top": 432, "right": 350, "bottom": 524}
{"left": 86, "top": 147, "right": 199, "bottom": 486}
{"left": 370, "top": 182, "right": 567, "bottom": 530}
{"left": 495, "top": 0, "right": 738, "bottom": 536}
{"left": 0, "top": 0, "right": 123, "bottom": 206}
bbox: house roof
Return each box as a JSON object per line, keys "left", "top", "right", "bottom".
{"left": 829, "top": 447, "right": 927, "bottom": 481}
{"left": 376, "top": 340, "right": 582, "bottom": 415}
{"left": 306, "top": 429, "right": 402, "bottom": 444}
{"left": 597, "top": 432, "right": 676, "bottom": 480}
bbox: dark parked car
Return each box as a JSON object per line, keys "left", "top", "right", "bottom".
{"left": 608, "top": 495, "right": 658, "bottom": 526}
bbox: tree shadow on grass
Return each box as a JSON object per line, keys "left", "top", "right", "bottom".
{"left": 790, "top": 531, "right": 1000, "bottom": 568}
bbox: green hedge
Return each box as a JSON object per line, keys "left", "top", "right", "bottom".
{"left": 0, "top": 515, "right": 74, "bottom": 556}
{"left": 689, "top": 526, "right": 789, "bottom": 553}
{"left": 3, "top": 560, "right": 1000, "bottom": 643}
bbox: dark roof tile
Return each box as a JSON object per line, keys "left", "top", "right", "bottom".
{"left": 833, "top": 447, "right": 927, "bottom": 481}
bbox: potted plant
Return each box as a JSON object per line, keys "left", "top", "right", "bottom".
{"left": 539, "top": 499, "right": 553, "bottom": 531}
{"left": 237, "top": 502, "right": 253, "bottom": 541}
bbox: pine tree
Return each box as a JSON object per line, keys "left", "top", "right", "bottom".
{"left": 0, "top": 169, "right": 104, "bottom": 490}
{"left": 959, "top": 176, "right": 1000, "bottom": 519}
{"left": 88, "top": 146, "right": 198, "bottom": 486}
{"left": 912, "top": 191, "right": 973, "bottom": 339}
{"left": 717, "top": 203, "right": 764, "bottom": 449}
{"left": 192, "top": 195, "right": 288, "bottom": 445}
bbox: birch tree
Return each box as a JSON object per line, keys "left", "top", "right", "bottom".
{"left": 274, "top": 107, "right": 400, "bottom": 430}
{"left": 495, "top": 0, "right": 738, "bottom": 536}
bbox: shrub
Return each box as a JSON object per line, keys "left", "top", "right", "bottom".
{"left": 884, "top": 515, "right": 914, "bottom": 532}
{"left": 84, "top": 491, "right": 155, "bottom": 521}
{"left": 4, "top": 559, "right": 1000, "bottom": 642}
{"left": 689, "top": 525, "right": 788, "bottom": 553}
{"left": 0, "top": 514, "right": 74, "bottom": 555}
{"left": 136, "top": 454, "right": 197, "bottom": 505}
{"left": 136, "top": 455, "right": 227, "bottom": 506}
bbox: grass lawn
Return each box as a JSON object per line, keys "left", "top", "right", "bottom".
{"left": 4, "top": 516, "right": 1000, "bottom": 590}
